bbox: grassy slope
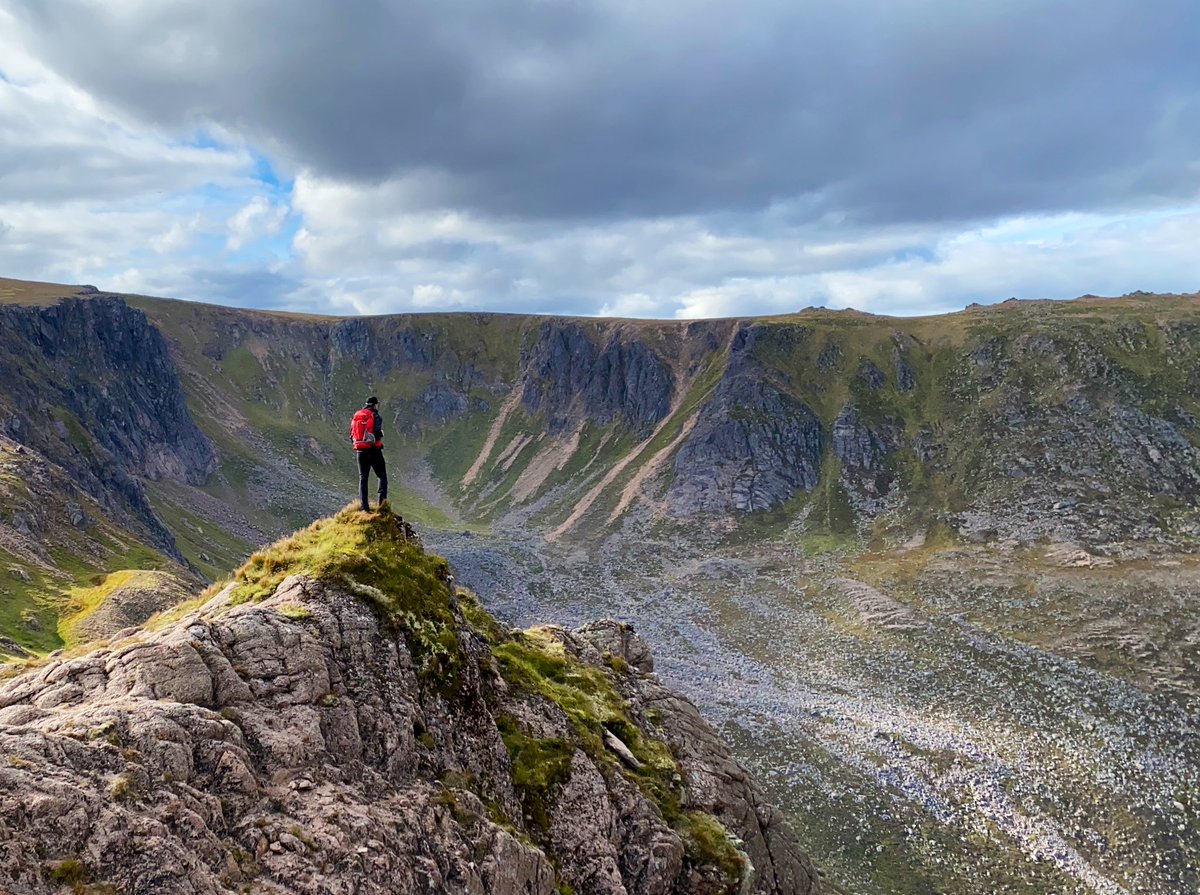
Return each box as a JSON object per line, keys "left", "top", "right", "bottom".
{"left": 0, "top": 277, "right": 95, "bottom": 306}
{"left": 0, "top": 439, "right": 191, "bottom": 656}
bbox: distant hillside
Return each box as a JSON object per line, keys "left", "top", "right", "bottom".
{"left": 3, "top": 276, "right": 1200, "bottom": 895}
{"left": 6, "top": 277, "right": 1200, "bottom": 597}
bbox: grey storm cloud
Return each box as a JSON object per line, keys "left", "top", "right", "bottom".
{"left": 9, "top": 0, "right": 1200, "bottom": 227}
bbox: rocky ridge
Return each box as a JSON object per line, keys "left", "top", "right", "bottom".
{"left": 0, "top": 509, "right": 818, "bottom": 895}
{"left": 123, "top": 286, "right": 1200, "bottom": 554}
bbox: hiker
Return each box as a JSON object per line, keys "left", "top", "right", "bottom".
{"left": 351, "top": 396, "right": 388, "bottom": 511}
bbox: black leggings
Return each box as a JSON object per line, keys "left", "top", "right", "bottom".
{"left": 357, "top": 448, "right": 388, "bottom": 508}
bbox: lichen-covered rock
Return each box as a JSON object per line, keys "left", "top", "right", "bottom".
{"left": 576, "top": 619, "right": 656, "bottom": 674}
{"left": 0, "top": 512, "right": 818, "bottom": 895}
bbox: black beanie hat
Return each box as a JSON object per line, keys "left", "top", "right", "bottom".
{"left": 365, "top": 396, "right": 379, "bottom": 406}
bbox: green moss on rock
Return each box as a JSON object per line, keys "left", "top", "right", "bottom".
{"left": 482, "top": 621, "right": 743, "bottom": 884}
{"left": 225, "top": 505, "right": 461, "bottom": 689}
{"left": 495, "top": 714, "right": 576, "bottom": 830}
{"left": 676, "top": 811, "right": 747, "bottom": 884}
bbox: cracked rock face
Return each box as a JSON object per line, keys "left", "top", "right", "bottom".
{"left": 0, "top": 296, "right": 215, "bottom": 557}
{"left": 0, "top": 576, "right": 817, "bottom": 895}
{"left": 831, "top": 404, "right": 901, "bottom": 517}
{"left": 670, "top": 375, "right": 823, "bottom": 516}
{"left": 522, "top": 321, "right": 676, "bottom": 436}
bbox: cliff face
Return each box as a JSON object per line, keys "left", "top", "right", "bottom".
{"left": 0, "top": 511, "right": 817, "bottom": 895}
{"left": 120, "top": 287, "right": 1200, "bottom": 550}
{"left": 668, "top": 326, "right": 824, "bottom": 514}
{"left": 521, "top": 320, "right": 676, "bottom": 435}
{"left": 0, "top": 295, "right": 215, "bottom": 556}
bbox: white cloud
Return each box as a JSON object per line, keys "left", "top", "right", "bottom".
{"left": 0, "top": 23, "right": 249, "bottom": 203}
{"left": 149, "top": 215, "right": 201, "bottom": 254}
{"left": 667, "top": 206, "right": 1200, "bottom": 319}
{"left": 0, "top": 19, "right": 290, "bottom": 304}
{"left": 598, "top": 292, "right": 664, "bottom": 318}
{"left": 282, "top": 166, "right": 1200, "bottom": 320}
{"left": 226, "top": 197, "right": 287, "bottom": 251}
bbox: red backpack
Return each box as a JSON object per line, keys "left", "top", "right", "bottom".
{"left": 350, "top": 408, "right": 378, "bottom": 450}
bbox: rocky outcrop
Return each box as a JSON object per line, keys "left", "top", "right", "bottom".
{"left": 0, "top": 513, "right": 817, "bottom": 895}
{"left": 569, "top": 621, "right": 818, "bottom": 895}
{"left": 831, "top": 405, "right": 900, "bottom": 517}
{"left": 892, "top": 341, "right": 917, "bottom": 392}
{"left": 923, "top": 328, "right": 1200, "bottom": 549}
{"left": 522, "top": 321, "right": 675, "bottom": 435}
{"left": 670, "top": 326, "right": 823, "bottom": 515}
{"left": 951, "top": 393, "right": 1200, "bottom": 548}
{"left": 670, "top": 379, "right": 823, "bottom": 515}
{"left": 0, "top": 296, "right": 215, "bottom": 487}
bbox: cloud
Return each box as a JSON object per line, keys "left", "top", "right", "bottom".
{"left": 0, "top": 10, "right": 293, "bottom": 303}
{"left": 10, "top": 0, "right": 1200, "bottom": 225}
{"left": 1, "top": 0, "right": 1198, "bottom": 317}
{"left": 672, "top": 207, "right": 1200, "bottom": 319}
{"left": 0, "top": 17, "right": 249, "bottom": 203}
{"left": 226, "top": 197, "right": 287, "bottom": 252}
{"left": 287, "top": 170, "right": 1200, "bottom": 318}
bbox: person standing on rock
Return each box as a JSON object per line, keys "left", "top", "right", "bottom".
{"left": 351, "top": 396, "right": 388, "bottom": 512}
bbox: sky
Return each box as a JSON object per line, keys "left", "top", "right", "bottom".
{"left": 1, "top": 0, "right": 1198, "bottom": 319}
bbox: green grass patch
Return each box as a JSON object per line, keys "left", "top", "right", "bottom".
{"left": 0, "top": 554, "right": 64, "bottom": 655}
{"left": 277, "top": 604, "right": 313, "bottom": 621}
{"left": 423, "top": 399, "right": 503, "bottom": 487}
{"left": 57, "top": 570, "right": 158, "bottom": 646}
{"left": 493, "top": 627, "right": 633, "bottom": 748}
{"left": 222, "top": 504, "right": 460, "bottom": 690}
{"left": 51, "top": 410, "right": 99, "bottom": 464}
{"left": 219, "top": 346, "right": 267, "bottom": 396}
{"left": 495, "top": 714, "right": 576, "bottom": 830}
{"left": 674, "top": 811, "right": 747, "bottom": 884}
{"left": 47, "top": 858, "right": 88, "bottom": 886}
{"left": 227, "top": 505, "right": 448, "bottom": 607}
{"left": 807, "top": 458, "right": 857, "bottom": 536}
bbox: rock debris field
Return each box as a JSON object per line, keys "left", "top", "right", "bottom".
{"left": 438, "top": 528, "right": 1200, "bottom": 895}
